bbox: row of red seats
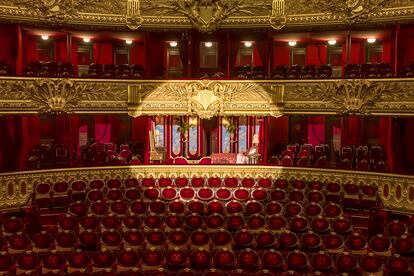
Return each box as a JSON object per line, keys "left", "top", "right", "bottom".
{"left": 1, "top": 248, "right": 412, "bottom": 276}
{"left": 271, "top": 64, "right": 332, "bottom": 79}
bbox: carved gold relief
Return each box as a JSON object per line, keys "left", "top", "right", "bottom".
{"left": 141, "top": 0, "right": 272, "bottom": 33}
{"left": 1, "top": 165, "right": 414, "bottom": 213}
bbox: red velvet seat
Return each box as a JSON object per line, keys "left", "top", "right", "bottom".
{"left": 8, "top": 233, "right": 31, "bottom": 253}
{"left": 311, "top": 252, "right": 333, "bottom": 272}
{"left": 336, "top": 252, "right": 358, "bottom": 273}
{"left": 92, "top": 251, "right": 115, "bottom": 270}
{"left": 198, "top": 187, "right": 214, "bottom": 201}
{"left": 168, "top": 200, "right": 185, "bottom": 214}
{"left": 325, "top": 182, "right": 341, "bottom": 203}
{"left": 71, "top": 181, "right": 87, "bottom": 201}
{"left": 225, "top": 200, "right": 243, "bottom": 214}
{"left": 168, "top": 230, "right": 188, "bottom": 247}
{"left": 125, "top": 188, "right": 140, "bottom": 201}
{"left": 188, "top": 200, "right": 204, "bottom": 214}
{"left": 42, "top": 251, "right": 66, "bottom": 272}
{"left": 69, "top": 201, "right": 88, "bottom": 217}
{"left": 265, "top": 201, "right": 283, "bottom": 215}
{"left": 261, "top": 249, "right": 283, "bottom": 270}
{"left": 16, "top": 251, "right": 39, "bottom": 274}
{"left": 161, "top": 187, "right": 177, "bottom": 201}
{"left": 206, "top": 214, "right": 225, "bottom": 229}
{"left": 208, "top": 177, "right": 222, "bottom": 188}
{"left": 324, "top": 203, "right": 342, "bottom": 218}
{"left": 80, "top": 214, "right": 99, "bottom": 230}
{"left": 386, "top": 254, "right": 411, "bottom": 275}
{"left": 87, "top": 190, "right": 104, "bottom": 202}
{"left": 284, "top": 202, "right": 303, "bottom": 216}
{"left": 53, "top": 181, "right": 70, "bottom": 203}
{"left": 346, "top": 233, "right": 367, "bottom": 253}
{"left": 267, "top": 215, "right": 287, "bottom": 231}
{"left": 301, "top": 231, "right": 321, "bottom": 250}
{"left": 130, "top": 200, "right": 147, "bottom": 215}
{"left": 58, "top": 214, "right": 78, "bottom": 231}
{"left": 117, "top": 249, "right": 140, "bottom": 270}
{"left": 149, "top": 200, "right": 166, "bottom": 214}
{"left": 185, "top": 214, "right": 204, "bottom": 230}
{"left": 311, "top": 217, "right": 330, "bottom": 233}
{"left": 106, "top": 189, "right": 123, "bottom": 201}
{"left": 56, "top": 231, "right": 77, "bottom": 251}
{"left": 394, "top": 235, "right": 414, "bottom": 254}
{"left": 207, "top": 200, "right": 224, "bottom": 214}
{"left": 190, "top": 249, "right": 211, "bottom": 269}
{"left": 227, "top": 215, "right": 245, "bottom": 231}
{"left": 175, "top": 177, "right": 189, "bottom": 187}
{"left": 234, "top": 230, "right": 254, "bottom": 247}
{"left": 323, "top": 233, "right": 344, "bottom": 252}
{"left": 124, "top": 178, "right": 139, "bottom": 188}
{"left": 256, "top": 231, "right": 276, "bottom": 247}
{"left": 270, "top": 189, "right": 286, "bottom": 202}
{"left": 278, "top": 231, "right": 298, "bottom": 248}
{"left": 274, "top": 179, "right": 288, "bottom": 189}
{"left": 215, "top": 188, "right": 232, "bottom": 200}
{"left": 191, "top": 177, "right": 205, "bottom": 187}
{"left": 214, "top": 249, "right": 235, "bottom": 269}
{"left": 34, "top": 183, "right": 52, "bottom": 205}
{"left": 158, "top": 177, "right": 173, "bottom": 187}
{"left": 247, "top": 215, "right": 266, "bottom": 230}
{"left": 3, "top": 217, "right": 24, "bottom": 234}
{"left": 238, "top": 249, "right": 259, "bottom": 269}
{"left": 90, "top": 201, "right": 109, "bottom": 216}
{"left": 32, "top": 231, "right": 54, "bottom": 252}
{"left": 122, "top": 215, "right": 141, "bottom": 230}
{"left": 245, "top": 200, "right": 263, "bottom": 215}
{"left": 307, "top": 191, "right": 323, "bottom": 203}
{"left": 190, "top": 230, "right": 210, "bottom": 248}
{"left": 369, "top": 234, "right": 391, "bottom": 254}
{"left": 144, "top": 215, "right": 163, "bottom": 229}
{"left": 101, "top": 230, "right": 122, "bottom": 249}
{"left": 106, "top": 179, "right": 121, "bottom": 189}
{"left": 224, "top": 177, "right": 238, "bottom": 188}
{"left": 289, "top": 216, "right": 309, "bottom": 232}
{"left": 233, "top": 188, "right": 250, "bottom": 201}
{"left": 89, "top": 180, "right": 105, "bottom": 190}
{"left": 387, "top": 220, "right": 407, "bottom": 237}
{"left": 68, "top": 250, "right": 90, "bottom": 271}
{"left": 289, "top": 190, "right": 305, "bottom": 202}
{"left": 360, "top": 253, "right": 383, "bottom": 273}
{"left": 180, "top": 187, "right": 195, "bottom": 200}
{"left": 211, "top": 230, "right": 232, "bottom": 247}
{"left": 79, "top": 230, "right": 100, "bottom": 249}
{"left": 101, "top": 214, "right": 121, "bottom": 230}
{"left": 331, "top": 217, "right": 352, "bottom": 234}
{"left": 146, "top": 230, "right": 166, "bottom": 247}
{"left": 286, "top": 250, "right": 307, "bottom": 271}
{"left": 258, "top": 178, "right": 271, "bottom": 188}
{"left": 0, "top": 252, "right": 14, "bottom": 273}
{"left": 110, "top": 200, "right": 128, "bottom": 215}
{"left": 305, "top": 203, "right": 322, "bottom": 217}
{"left": 165, "top": 214, "right": 184, "bottom": 229}
{"left": 142, "top": 178, "right": 156, "bottom": 188}
{"left": 308, "top": 180, "right": 323, "bottom": 191}
{"left": 142, "top": 249, "right": 164, "bottom": 269}
{"left": 166, "top": 249, "right": 187, "bottom": 267}
{"left": 252, "top": 189, "right": 268, "bottom": 201}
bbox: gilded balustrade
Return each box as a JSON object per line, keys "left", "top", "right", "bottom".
{"left": 0, "top": 165, "right": 413, "bottom": 213}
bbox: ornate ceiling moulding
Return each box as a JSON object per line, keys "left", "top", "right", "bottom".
{"left": 127, "top": 80, "right": 284, "bottom": 118}
{"left": 287, "top": 79, "right": 414, "bottom": 115}
{"left": 0, "top": 78, "right": 126, "bottom": 113}
{"left": 140, "top": 0, "right": 272, "bottom": 33}
{"left": 308, "top": 0, "right": 386, "bottom": 24}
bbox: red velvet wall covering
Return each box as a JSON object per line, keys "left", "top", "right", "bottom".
{"left": 273, "top": 45, "right": 290, "bottom": 66}
{"left": 0, "top": 26, "right": 16, "bottom": 63}
{"left": 306, "top": 45, "right": 328, "bottom": 65}
{"left": 93, "top": 43, "right": 113, "bottom": 64}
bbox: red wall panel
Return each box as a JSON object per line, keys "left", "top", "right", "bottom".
{"left": 93, "top": 43, "right": 113, "bottom": 64}
{"left": 273, "top": 45, "right": 290, "bottom": 66}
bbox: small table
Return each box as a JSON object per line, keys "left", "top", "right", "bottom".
{"left": 249, "top": 153, "right": 261, "bottom": 164}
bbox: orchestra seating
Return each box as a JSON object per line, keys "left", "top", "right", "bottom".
{"left": 0, "top": 176, "right": 405, "bottom": 274}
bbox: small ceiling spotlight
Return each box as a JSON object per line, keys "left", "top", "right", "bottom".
{"left": 169, "top": 41, "right": 178, "bottom": 47}
{"left": 328, "top": 40, "right": 337, "bottom": 45}
{"left": 367, "top": 37, "right": 376, "bottom": 43}
{"left": 41, "top": 35, "right": 49, "bottom": 41}
{"left": 288, "top": 41, "right": 297, "bottom": 47}
{"left": 126, "top": 40, "right": 133, "bottom": 45}
{"left": 204, "top": 42, "right": 213, "bottom": 48}
{"left": 83, "top": 38, "right": 91, "bottom": 43}
{"left": 244, "top": 41, "right": 253, "bottom": 47}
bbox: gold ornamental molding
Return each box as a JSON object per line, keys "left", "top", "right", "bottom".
{"left": 1, "top": 77, "right": 414, "bottom": 116}
{"left": 1, "top": 165, "right": 414, "bottom": 213}
{"left": 127, "top": 80, "right": 284, "bottom": 118}
{"left": 0, "top": 0, "right": 412, "bottom": 30}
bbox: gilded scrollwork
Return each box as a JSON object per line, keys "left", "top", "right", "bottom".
{"left": 287, "top": 80, "right": 413, "bottom": 115}
{"left": 0, "top": 165, "right": 414, "bottom": 213}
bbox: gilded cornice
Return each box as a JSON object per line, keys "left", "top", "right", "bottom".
{"left": 1, "top": 77, "right": 414, "bottom": 116}
{"left": 1, "top": 165, "right": 414, "bottom": 213}
{"left": 0, "top": 0, "right": 412, "bottom": 31}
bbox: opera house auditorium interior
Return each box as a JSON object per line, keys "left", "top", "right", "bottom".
{"left": 2, "top": 0, "right": 414, "bottom": 275}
